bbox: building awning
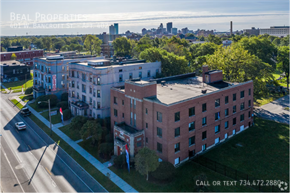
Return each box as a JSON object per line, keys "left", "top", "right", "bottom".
{"left": 115, "top": 137, "right": 126, "bottom": 146}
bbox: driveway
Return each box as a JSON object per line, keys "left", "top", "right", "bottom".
{"left": 254, "top": 95, "right": 289, "bottom": 124}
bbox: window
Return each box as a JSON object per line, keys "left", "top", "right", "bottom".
{"left": 202, "top": 131, "right": 207, "bottom": 140}
{"left": 233, "top": 93, "right": 236, "bottom": 101}
{"left": 97, "top": 102, "right": 100, "bottom": 109}
{"left": 114, "top": 97, "right": 117, "bottom": 104}
{"left": 147, "top": 70, "right": 151, "bottom": 77}
{"left": 248, "top": 111, "right": 251, "bottom": 118}
{"left": 225, "top": 121, "right": 229, "bottom": 129}
{"left": 137, "top": 142, "right": 142, "bottom": 147}
{"left": 114, "top": 109, "right": 118, "bottom": 117}
{"left": 146, "top": 123, "right": 148, "bottom": 129}
{"left": 122, "top": 100, "right": 124, "bottom": 105}
{"left": 233, "top": 117, "right": 236, "bottom": 125}
{"left": 156, "top": 69, "right": 159, "bottom": 74}
{"left": 189, "top": 136, "right": 195, "bottom": 146}
{"left": 82, "top": 73, "right": 86, "bottom": 81}
{"left": 139, "top": 71, "right": 142, "bottom": 78}
{"left": 202, "top": 144, "right": 206, "bottom": 151}
{"left": 146, "top": 137, "right": 148, "bottom": 143}
{"left": 189, "top": 121, "right": 195, "bottom": 131}
{"left": 89, "top": 87, "right": 92, "bottom": 94}
{"left": 215, "top": 99, "right": 220, "bottom": 107}
{"left": 157, "top": 112, "right": 162, "bottom": 122}
{"left": 189, "top": 107, "right": 195, "bottom": 117}
{"left": 233, "top": 105, "right": 236, "bottom": 113}
{"left": 97, "top": 90, "right": 100, "bottom": 98}
{"left": 225, "top": 108, "right": 229, "bottom": 116}
{"left": 249, "top": 88, "right": 251, "bottom": 96}
{"left": 122, "top": 113, "right": 124, "bottom": 118}
{"left": 240, "top": 102, "right": 245, "bottom": 110}
{"left": 129, "top": 73, "right": 133, "bottom": 79}
{"left": 240, "top": 114, "right": 244, "bottom": 122}
{"left": 157, "top": 142, "right": 162, "bottom": 153}
{"left": 119, "top": 69, "right": 123, "bottom": 72}
{"left": 175, "top": 127, "right": 180, "bottom": 137}
{"left": 202, "top": 117, "right": 207, "bottom": 126}
{"left": 225, "top": 96, "right": 229, "bottom": 104}
{"left": 119, "top": 74, "right": 123, "bottom": 82}
{"left": 145, "top": 108, "right": 148, "bottom": 114}
{"left": 175, "top": 112, "right": 180, "bottom": 122}
{"left": 134, "top": 114, "right": 136, "bottom": 127}
{"left": 215, "top": 112, "right": 220, "bottom": 120}
{"left": 174, "top": 143, "right": 180, "bottom": 152}
{"left": 134, "top": 100, "right": 136, "bottom": 109}
{"left": 82, "top": 84, "right": 86, "bottom": 93}
{"left": 97, "top": 77, "right": 101, "bottom": 85}
{"left": 215, "top": 125, "right": 220, "bottom": 134}
{"left": 130, "top": 112, "right": 133, "bottom": 125}
{"left": 248, "top": 100, "right": 251, "bottom": 107}
{"left": 89, "top": 97, "right": 92, "bottom": 105}
{"left": 202, "top": 103, "right": 207, "bottom": 112}
{"left": 240, "top": 91, "right": 244, "bottom": 98}
{"left": 157, "top": 127, "right": 162, "bottom": 138}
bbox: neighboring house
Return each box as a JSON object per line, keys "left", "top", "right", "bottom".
{"left": 260, "top": 26, "right": 289, "bottom": 37}
{"left": 33, "top": 55, "right": 103, "bottom": 99}
{"left": 0, "top": 60, "right": 31, "bottom": 82}
{"left": 0, "top": 49, "right": 43, "bottom": 66}
{"left": 110, "top": 66, "right": 254, "bottom": 166}
{"left": 68, "top": 59, "right": 161, "bottom": 118}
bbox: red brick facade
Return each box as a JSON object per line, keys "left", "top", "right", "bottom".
{"left": 1, "top": 50, "right": 43, "bottom": 66}
{"left": 111, "top": 71, "right": 254, "bottom": 165}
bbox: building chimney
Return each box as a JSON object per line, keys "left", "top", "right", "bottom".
{"left": 202, "top": 65, "right": 208, "bottom": 83}
{"left": 230, "top": 21, "right": 233, "bottom": 35}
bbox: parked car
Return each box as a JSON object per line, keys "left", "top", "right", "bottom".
{"left": 15, "top": 122, "right": 26, "bottom": 130}
{"left": 20, "top": 107, "right": 31, "bottom": 117}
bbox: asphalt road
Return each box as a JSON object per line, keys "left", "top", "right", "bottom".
{"left": 0, "top": 93, "right": 107, "bottom": 192}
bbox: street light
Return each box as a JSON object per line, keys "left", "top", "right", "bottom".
{"left": 38, "top": 99, "right": 52, "bottom": 136}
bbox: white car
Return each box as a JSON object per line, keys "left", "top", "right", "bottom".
{"left": 15, "top": 122, "right": 26, "bottom": 130}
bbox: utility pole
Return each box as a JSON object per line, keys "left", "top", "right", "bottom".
{"left": 49, "top": 99, "right": 52, "bottom": 136}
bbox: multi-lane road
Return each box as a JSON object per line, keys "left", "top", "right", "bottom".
{"left": 0, "top": 93, "right": 107, "bottom": 192}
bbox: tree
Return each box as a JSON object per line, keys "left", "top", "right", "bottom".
{"left": 53, "top": 39, "right": 66, "bottom": 50}
{"left": 80, "top": 121, "right": 103, "bottom": 146}
{"left": 69, "top": 116, "right": 88, "bottom": 130}
{"left": 99, "top": 143, "right": 113, "bottom": 159}
{"left": 112, "top": 37, "right": 132, "bottom": 57}
{"left": 2, "top": 37, "right": 11, "bottom": 49}
{"left": 34, "top": 39, "right": 43, "bottom": 49}
{"left": 135, "top": 147, "right": 160, "bottom": 181}
{"left": 11, "top": 53, "right": 17, "bottom": 60}
{"left": 277, "top": 46, "right": 289, "bottom": 89}
{"left": 207, "top": 34, "right": 222, "bottom": 45}
{"left": 272, "top": 38, "right": 281, "bottom": 46}
{"left": 42, "top": 37, "right": 52, "bottom": 51}
{"left": 84, "top": 35, "right": 102, "bottom": 55}
{"left": 199, "top": 36, "right": 205, "bottom": 41}
{"left": 74, "top": 44, "right": 83, "bottom": 53}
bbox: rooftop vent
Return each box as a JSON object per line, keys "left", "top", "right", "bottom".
{"left": 161, "top": 81, "right": 166, "bottom": 86}
{"left": 46, "top": 55, "right": 64, "bottom": 60}
{"left": 12, "top": 62, "right": 16, "bottom": 65}
{"left": 201, "top": 89, "right": 207, "bottom": 94}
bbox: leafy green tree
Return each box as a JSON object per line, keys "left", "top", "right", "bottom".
{"left": 1, "top": 47, "right": 6, "bottom": 52}
{"left": 199, "top": 36, "right": 205, "bottom": 41}
{"left": 11, "top": 53, "right": 17, "bottom": 60}
{"left": 34, "top": 39, "right": 43, "bottom": 49}
{"left": 74, "top": 44, "right": 83, "bottom": 53}
{"left": 80, "top": 121, "right": 103, "bottom": 146}
{"left": 112, "top": 37, "right": 132, "bottom": 57}
{"left": 207, "top": 34, "right": 222, "bottom": 45}
{"left": 2, "top": 37, "right": 11, "bottom": 48}
{"left": 135, "top": 147, "right": 160, "bottom": 181}
{"left": 277, "top": 46, "right": 289, "bottom": 89}
{"left": 69, "top": 116, "right": 88, "bottom": 131}
{"left": 84, "top": 35, "right": 102, "bottom": 55}
{"left": 99, "top": 143, "right": 113, "bottom": 159}
{"left": 53, "top": 39, "right": 66, "bottom": 50}
{"left": 280, "top": 35, "right": 289, "bottom": 46}
{"left": 272, "top": 38, "right": 281, "bottom": 46}
{"left": 42, "top": 37, "right": 52, "bottom": 51}
{"left": 61, "top": 45, "right": 70, "bottom": 51}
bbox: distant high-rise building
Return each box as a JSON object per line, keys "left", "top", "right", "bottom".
{"left": 159, "top": 23, "right": 163, "bottom": 29}
{"left": 142, "top": 28, "right": 147, "bottom": 36}
{"left": 114, "top": 23, "right": 119, "bottom": 34}
{"left": 109, "top": 25, "right": 116, "bottom": 35}
{"left": 167, "top": 22, "right": 172, "bottom": 33}
{"left": 171, "top": 28, "right": 177, "bottom": 35}
{"left": 181, "top": 27, "right": 189, "bottom": 35}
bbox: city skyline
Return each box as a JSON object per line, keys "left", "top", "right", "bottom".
{"left": 1, "top": 0, "right": 289, "bottom": 35}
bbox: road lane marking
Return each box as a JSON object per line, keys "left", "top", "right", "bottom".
{"left": 2, "top": 147, "right": 25, "bottom": 193}
{"left": 45, "top": 167, "right": 52, "bottom": 176}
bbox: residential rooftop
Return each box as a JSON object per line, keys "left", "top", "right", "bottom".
{"left": 0, "top": 60, "right": 26, "bottom": 66}
{"left": 0, "top": 49, "right": 43, "bottom": 54}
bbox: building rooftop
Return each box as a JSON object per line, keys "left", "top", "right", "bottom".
{"left": 116, "top": 122, "right": 140, "bottom": 134}
{"left": 0, "top": 60, "right": 26, "bottom": 66}
{"left": 0, "top": 49, "right": 43, "bottom": 55}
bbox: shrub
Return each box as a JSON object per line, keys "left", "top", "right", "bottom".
{"left": 150, "top": 161, "right": 175, "bottom": 182}
{"left": 61, "top": 92, "right": 68, "bottom": 101}
{"left": 57, "top": 101, "right": 68, "bottom": 110}
{"left": 114, "top": 154, "right": 126, "bottom": 169}
{"left": 99, "top": 143, "right": 113, "bottom": 159}
{"left": 25, "top": 86, "right": 33, "bottom": 94}
{"left": 105, "top": 133, "right": 114, "bottom": 143}
{"left": 69, "top": 116, "right": 88, "bottom": 130}
{"left": 63, "top": 109, "right": 71, "bottom": 120}
{"left": 35, "top": 94, "right": 58, "bottom": 108}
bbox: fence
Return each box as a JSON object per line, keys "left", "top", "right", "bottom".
{"left": 192, "top": 156, "right": 282, "bottom": 192}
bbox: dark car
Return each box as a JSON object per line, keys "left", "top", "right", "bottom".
{"left": 20, "top": 107, "right": 31, "bottom": 117}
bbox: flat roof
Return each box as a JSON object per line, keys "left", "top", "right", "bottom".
{"left": 0, "top": 49, "right": 43, "bottom": 54}
{"left": 146, "top": 76, "right": 234, "bottom": 105}
{"left": 0, "top": 60, "right": 26, "bottom": 66}
{"left": 73, "top": 61, "right": 154, "bottom": 69}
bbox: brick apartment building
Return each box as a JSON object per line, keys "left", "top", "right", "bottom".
{"left": 110, "top": 66, "right": 254, "bottom": 165}
{"left": 1, "top": 50, "right": 44, "bottom": 66}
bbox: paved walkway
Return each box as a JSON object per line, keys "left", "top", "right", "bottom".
{"left": 0, "top": 83, "right": 10, "bottom": 93}
{"left": 9, "top": 95, "right": 27, "bottom": 107}
{"left": 254, "top": 95, "right": 289, "bottom": 124}
{"left": 26, "top": 103, "right": 138, "bottom": 192}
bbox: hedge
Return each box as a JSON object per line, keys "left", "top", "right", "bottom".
{"left": 57, "top": 101, "right": 68, "bottom": 110}
{"left": 25, "top": 86, "right": 33, "bottom": 94}
{"left": 61, "top": 92, "right": 68, "bottom": 101}
{"left": 63, "top": 109, "right": 71, "bottom": 120}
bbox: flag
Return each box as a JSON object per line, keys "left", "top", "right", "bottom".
{"left": 60, "top": 108, "right": 64, "bottom": 123}
{"left": 125, "top": 144, "right": 130, "bottom": 172}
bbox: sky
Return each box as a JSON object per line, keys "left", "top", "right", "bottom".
{"left": 0, "top": 0, "right": 289, "bottom": 36}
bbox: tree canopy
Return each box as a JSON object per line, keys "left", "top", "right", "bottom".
{"left": 84, "top": 35, "right": 102, "bottom": 55}
{"left": 277, "top": 46, "right": 289, "bottom": 89}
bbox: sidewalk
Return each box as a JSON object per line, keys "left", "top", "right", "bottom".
{"left": 27, "top": 103, "right": 138, "bottom": 193}
{"left": 0, "top": 83, "right": 10, "bottom": 93}
{"left": 10, "top": 95, "right": 27, "bottom": 107}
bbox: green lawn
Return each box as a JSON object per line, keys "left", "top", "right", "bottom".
{"left": 254, "top": 92, "right": 287, "bottom": 106}
{"left": 3, "top": 79, "right": 33, "bottom": 91}
{"left": 41, "top": 110, "right": 62, "bottom": 124}
{"left": 272, "top": 69, "right": 289, "bottom": 88}
{"left": 110, "top": 162, "right": 255, "bottom": 192}
{"left": 59, "top": 124, "right": 82, "bottom": 141}
{"left": 28, "top": 114, "right": 123, "bottom": 192}
{"left": 202, "top": 118, "right": 289, "bottom": 183}
{"left": 19, "top": 94, "right": 34, "bottom": 103}
{"left": 10, "top": 99, "right": 24, "bottom": 109}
